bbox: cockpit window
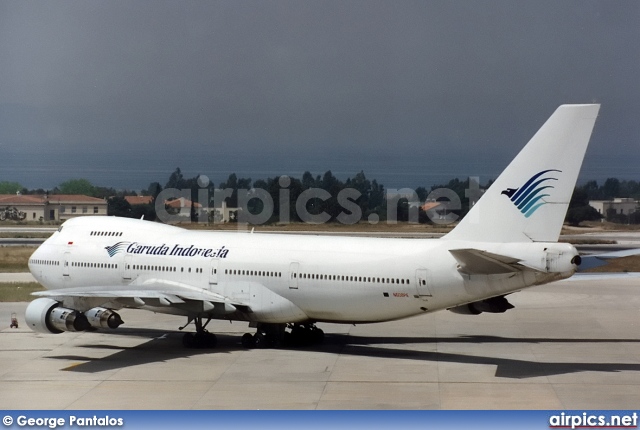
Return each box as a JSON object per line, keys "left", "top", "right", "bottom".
{"left": 58, "top": 226, "right": 63, "bottom": 233}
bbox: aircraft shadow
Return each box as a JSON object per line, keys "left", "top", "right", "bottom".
{"left": 48, "top": 330, "right": 240, "bottom": 373}
{"left": 47, "top": 330, "right": 640, "bottom": 379}
{"left": 317, "top": 334, "right": 640, "bottom": 379}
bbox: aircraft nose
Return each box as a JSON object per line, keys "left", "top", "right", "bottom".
{"left": 28, "top": 245, "right": 46, "bottom": 280}
{"left": 28, "top": 248, "right": 37, "bottom": 274}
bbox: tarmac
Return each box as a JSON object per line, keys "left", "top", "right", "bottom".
{"left": 1, "top": 275, "right": 639, "bottom": 410}
{"left": 0, "top": 273, "right": 35, "bottom": 283}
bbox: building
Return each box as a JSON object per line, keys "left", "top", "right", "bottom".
{"left": 208, "top": 200, "right": 239, "bottom": 223}
{"left": 124, "top": 196, "right": 154, "bottom": 206}
{"left": 163, "top": 197, "right": 204, "bottom": 220}
{"left": 163, "top": 198, "right": 239, "bottom": 223}
{"left": 0, "top": 194, "right": 107, "bottom": 222}
{"left": 589, "top": 198, "right": 638, "bottom": 217}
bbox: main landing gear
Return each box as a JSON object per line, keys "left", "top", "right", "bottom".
{"left": 179, "top": 318, "right": 324, "bottom": 349}
{"left": 180, "top": 315, "right": 217, "bottom": 348}
{"left": 241, "top": 323, "right": 324, "bottom": 349}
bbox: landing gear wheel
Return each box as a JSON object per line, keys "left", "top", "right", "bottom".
{"left": 253, "top": 332, "right": 267, "bottom": 349}
{"left": 181, "top": 315, "right": 217, "bottom": 348}
{"left": 200, "top": 332, "right": 217, "bottom": 348}
{"left": 241, "top": 333, "right": 254, "bottom": 348}
{"left": 312, "top": 328, "right": 324, "bottom": 344}
{"left": 207, "top": 332, "right": 217, "bottom": 348}
{"left": 183, "top": 331, "right": 217, "bottom": 348}
{"left": 286, "top": 323, "right": 325, "bottom": 347}
{"left": 182, "top": 332, "right": 195, "bottom": 348}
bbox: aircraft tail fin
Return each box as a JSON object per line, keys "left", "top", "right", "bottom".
{"left": 443, "top": 104, "right": 600, "bottom": 243}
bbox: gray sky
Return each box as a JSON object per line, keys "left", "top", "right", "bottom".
{"left": 1, "top": 1, "right": 639, "bottom": 190}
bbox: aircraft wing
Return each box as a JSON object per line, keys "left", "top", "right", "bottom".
{"left": 32, "top": 279, "right": 242, "bottom": 314}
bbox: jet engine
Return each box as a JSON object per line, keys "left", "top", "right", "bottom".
{"left": 448, "top": 295, "right": 514, "bottom": 315}
{"left": 85, "top": 307, "right": 124, "bottom": 329}
{"left": 25, "top": 298, "right": 123, "bottom": 334}
{"left": 25, "top": 298, "right": 90, "bottom": 334}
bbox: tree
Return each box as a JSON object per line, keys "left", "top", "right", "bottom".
{"left": 602, "top": 178, "right": 621, "bottom": 199}
{"left": 565, "top": 205, "right": 602, "bottom": 226}
{"left": 94, "top": 186, "right": 121, "bottom": 199}
{"left": 581, "top": 180, "right": 601, "bottom": 199}
{"left": 301, "top": 171, "right": 315, "bottom": 189}
{"left": 0, "top": 181, "right": 23, "bottom": 194}
{"left": 165, "top": 168, "right": 185, "bottom": 190}
{"left": 219, "top": 173, "right": 252, "bottom": 208}
{"left": 565, "top": 187, "right": 602, "bottom": 226}
{"left": 145, "top": 182, "right": 163, "bottom": 199}
{"left": 108, "top": 196, "right": 132, "bottom": 217}
{"left": 133, "top": 204, "right": 156, "bottom": 221}
{"left": 57, "top": 179, "right": 96, "bottom": 196}
{"left": 429, "top": 178, "right": 470, "bottom": 221}
{"left": 369, "top": 179, "right": 385, "bottom": 219}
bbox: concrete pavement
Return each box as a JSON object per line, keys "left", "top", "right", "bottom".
{"left": 1, "top": 276, "right": 639, "bottom": 409}
{"left": 0, "top": 273, "right": 36, "bottom": 283}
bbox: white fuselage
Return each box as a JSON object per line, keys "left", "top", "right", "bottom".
{"left": 29, "top": 216, "right": 575, "bottom": 324}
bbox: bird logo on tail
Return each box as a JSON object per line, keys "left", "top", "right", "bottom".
{"left": 501, "top": 169, "right": 561, "bottom": 218}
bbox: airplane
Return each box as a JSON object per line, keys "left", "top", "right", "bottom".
{"left": 26, "top": 104, "right": 601, "bottom": 349}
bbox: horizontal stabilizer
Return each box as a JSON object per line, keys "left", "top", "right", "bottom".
{"left": 449, "top": 248, "right": 522, "bottom": 275}
{"left": 577, "top": 248, "right": 640, "bottom": 271}
{"left": 563, "top": 272, "right": 640, "bottom": 281}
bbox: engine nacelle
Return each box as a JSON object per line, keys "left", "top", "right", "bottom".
{"left": 25, "top": 298, "right": 90, "bottom": 334}
{"left": 448, "top": 295, "right": 515, "bottom": 315}
{"left": 85, "top": 307, "right": 124, "bottom": 329}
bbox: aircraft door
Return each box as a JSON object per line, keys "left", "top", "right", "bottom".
{"left": 289, "top": 262, "right": 299, "bottom": 289}
{"left": 122, "top": 255, "right": 132, "bottom": 280}
{"left": 415, "top": 269, "right": 433, "bottom": 301}
{"left": 209, "top": 258, "right": 219, "bottom": 285}
{"left": 62, "top": 252, "right": 70, "bottom": 277}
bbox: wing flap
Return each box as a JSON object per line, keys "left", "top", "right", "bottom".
{"left": 32, "top": 278, "right": 242, "bottom": 312}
